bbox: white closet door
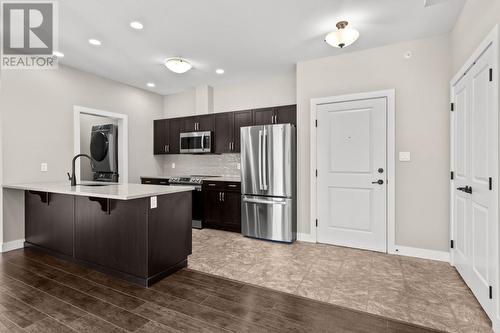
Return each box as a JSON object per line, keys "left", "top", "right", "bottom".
{"left": 452, "top": 45, "right": 497, "bottom": 317}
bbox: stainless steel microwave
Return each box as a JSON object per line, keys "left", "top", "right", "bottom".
{"left": 180, "top": 131, "right": 212, "bottom": 154}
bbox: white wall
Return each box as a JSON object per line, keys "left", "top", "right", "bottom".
{"left": 1, "top": 65, "right": 164, "bottom": 243}
{"left": 162, "top": 73, "right": 297, "bottom": 117}
{"left": 297, "top": 34, "right": 452, "bottom": 252}
{"left": 450, "top": 0, "right": 500, "bottom": 73}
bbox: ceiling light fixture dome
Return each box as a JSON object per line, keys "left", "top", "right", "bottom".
{"left": 130, "top": 21, "right": 144, "bottom": 30}
{"left": 164, "top": 58, "right": 192, "bottom": 74}
{"left": 325, "top": 21, "right": 359, "bottom": 49}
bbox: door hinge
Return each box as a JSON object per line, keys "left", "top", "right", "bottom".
{"left": 450, "top": 240, "right": 454, "bottom": 249}
{"left": 315, "top": 219, "right": 318, "bottom": 227}
{"left": 490, "top": 68, "right": 493, "bottom": 82}
{"left": 451, "top": 171, "right": 454, "bottom": 180}
{"left": 315, "top": 119, "right": 318, "bottom": 127}
{"left": 450, "top": 103, "right": 454, "bottom": 112}
{"left": 489, "top": 177, "right": 493, "bottom": 190}
{"left": 490, "top": 286, "right": 493, "bottom": 299}
{"left": 316, "top": 169, "right": 318, "bottom": 177}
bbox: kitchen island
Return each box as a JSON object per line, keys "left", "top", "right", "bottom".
{"left": 2, "top": 182, "right": 194, "bottom": 286}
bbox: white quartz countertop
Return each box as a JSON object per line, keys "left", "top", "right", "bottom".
{"left": 2, "top": 182, "right": 195, "bottom": 200}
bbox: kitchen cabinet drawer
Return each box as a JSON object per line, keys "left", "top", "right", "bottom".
{"left": 203, "top": 181, "right": 241, "bottom": 191}
{"left": 141, "top": 178, "right": 169, "bottom": 185}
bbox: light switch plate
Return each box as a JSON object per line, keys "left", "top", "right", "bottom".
{"left": 171, "top": 163, "right": 176, "bottom": 169}
{"left": 40, "top": 163, "right": 48, "bottom": 172}
{"left": 150, "top": 196, "right": 157, "bottom": 209}
{"left": 399, "top": 152, "right": 411, "bottom": 162}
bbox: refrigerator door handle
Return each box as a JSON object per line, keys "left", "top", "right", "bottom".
{"left": 243, "top": 197, "right": 286, "bottom": 205}
{"left": 262, "top": 128, "right": 268, "bottom": 190}
{"left": 258, "top": 130, "right": 263, "bottom": 190}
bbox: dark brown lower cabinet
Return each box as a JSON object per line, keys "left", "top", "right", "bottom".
{"left": 25, "top": 191, "right": 74, "bottom": 257}
{"left": 203, "top": 181, "right": 241, "bottom": 232}
{"left": 24, "top": 190, "right": 192, "bottom": 286}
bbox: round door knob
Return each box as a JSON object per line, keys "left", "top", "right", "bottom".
{"left": 372, "top": 180, "right": 384, "bottom": 185}
{"left": 378, "top": 168, "right": 384, "bottom": 173}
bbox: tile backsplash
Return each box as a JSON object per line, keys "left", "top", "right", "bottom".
{"left": 159, "top": 154, "right": 241, "bottom": 177}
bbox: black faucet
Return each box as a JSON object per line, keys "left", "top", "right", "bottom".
{"left": 68, "top": 154, "right": 93, "bottom": 186}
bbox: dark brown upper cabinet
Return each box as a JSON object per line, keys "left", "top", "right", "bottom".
{"left": 153, "top": 119, "right": 170, "bottom": 154}
{"left": 215, "top": 110, "right": 253, "bottom": 154}
{"left": 253, "top": 107, "right": 275, "bottom": 126}
{"left": 184, "top": 114, "right": 215, "bottom": 132}
{"left": 168, "top": 118, "right": 185, "bottom": 154}
{"left": 253, "top": 105, "right": 296, "bottom": 126}
{"left": 214, "top": 112, "right": 233, "bottom": 154}
{"left": 153, "top": 105, "right": 295, "bottom": 155}
{"left": 233, "top": 110, "right": 253, "bottom": 152}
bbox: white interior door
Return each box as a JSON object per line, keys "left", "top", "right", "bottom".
{"left": 452, "top": 45, "right": 497, "bottom": 317}
{"left": 316, "top": 98, "right": 387, "bottom": 252}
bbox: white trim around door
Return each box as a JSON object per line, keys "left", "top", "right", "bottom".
{"left": 310, "top": 89, "right": 396, "bottom": 253}
{"left": 73, "top": 106, "right": 129, "bottom": 183}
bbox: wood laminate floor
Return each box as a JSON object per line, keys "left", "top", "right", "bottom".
{"left": 0, "top": 247, "right": 446, "bottom": 333}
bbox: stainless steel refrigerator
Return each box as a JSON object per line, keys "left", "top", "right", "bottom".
{"left": 240, "top": 124, "right": 296, "bottom": 243}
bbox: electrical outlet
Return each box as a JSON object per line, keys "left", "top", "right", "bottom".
{"left": 40, "top": 163, "right": 48, "bottom": 172}
{"left": 171, "top": 163, "right": 176, "bottom": 169}
{"left": 237, "top": 163, "right": 241, "bottom": 170}
{"left": 150, "top": 196, "right": 158, "bottom": 209}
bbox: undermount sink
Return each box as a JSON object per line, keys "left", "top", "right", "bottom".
{"left": 78, "top": 183, "right": 114, "bottom": 187}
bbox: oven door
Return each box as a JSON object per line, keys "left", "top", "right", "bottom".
{"left": 180, "top": 132, "right": 212, "bottom": 153}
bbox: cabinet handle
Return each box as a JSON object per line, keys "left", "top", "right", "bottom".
{"left": 229, "top": 142, "right": 231, "bottom": 150}
{"left": 167, "top": 144, "right": 170, "bottom": 152}
{"left": 159, "top": 181, "right": 167, "bottom": 185}
{"left": 228, "top": 184, "right": 237, "bottom": 188}
{"left": 144, "top": 180, "right": 152, "bottom": 184}
{"left": 164, "top": 145, "right": 167, "bottom": 153}
{"left": 222, "top": 192, "right": 225, "bottom": 201}
{"left": 208, "top": 183, "right": 216, "bottom": 187}
{"left": 219, "top": 192, "right": 222, "bottom": 201}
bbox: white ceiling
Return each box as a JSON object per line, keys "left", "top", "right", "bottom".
{"left": 57, "top": 0, "right": 465, "bottom": 95}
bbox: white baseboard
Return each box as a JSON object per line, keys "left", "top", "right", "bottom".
{"left": 297, "top": 232, "right": 315, "bottom": 243}
{"left": 1, "top": 238, "right": 25, "bottom": 253}
{"left": 391, "top": 245, "right": 450, "bottom": 262}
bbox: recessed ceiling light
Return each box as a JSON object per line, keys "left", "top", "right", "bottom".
{"left": 325, "top": 21, "right": 359, "bottom": 49}
{"left": 147, "top": 82, "right": 155, "bottom": 88}
{"left": 88, "top": 38, "right": 102, "bottom": 46}
{"left": 53, "top": 51, "right": 64, "bottom": 58}
{"left": 164, "top": 58, "right": 192, "bottom": 74}
{"left": 215, "top": 69, "right": 225, "bottom": 75}
{"left": 130, "top": 21, "right": 144, "bottom": 30}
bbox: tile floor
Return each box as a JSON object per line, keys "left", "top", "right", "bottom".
{"left": 189, "top": 229, "right": 492, "bottom": 333}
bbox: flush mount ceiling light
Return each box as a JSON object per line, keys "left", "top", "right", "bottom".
{"left": 147, "top": 82, "right": 155, "bottom": 87}
{"left": 164, "top": 58, "right": 192, "bottom": 74}
{"left": 325, "top": 21, "right": 359, "bottom": 49}
{"left": 88, "top": 38, "right": 102, "bottom": 46}
{"left": 53, "top": 51, "right": 64, "bottom": 58}
{"left": 215, "top": 68, "right": 225, "bottom": 75}
{"left": 130, "top": 21, "right": 144, "bottom": 30}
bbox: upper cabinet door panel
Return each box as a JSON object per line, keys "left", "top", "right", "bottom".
{"left": 153, "top": 119, "right": 169, "bottom": 155}
{"left": 215, "top": 112, "right": 233, "bottom": 154}
{"left": 233, "top": 110, "right": 253, "bottom": 152}
{"left": 169, "top": 118, "right": 184, "bottom": 154}
{"left": 275, "top": 105, "right": 297, "bottom": 125}
{"left": 253, "top": 107, "right": 275, "bottom": 126}
{"left": 196, "top": 114, "right": 215, "bottom": 132}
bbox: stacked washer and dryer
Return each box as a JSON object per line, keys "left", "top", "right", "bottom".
{"left": 90, "top": 124, "right": 119, "bottom": 182}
